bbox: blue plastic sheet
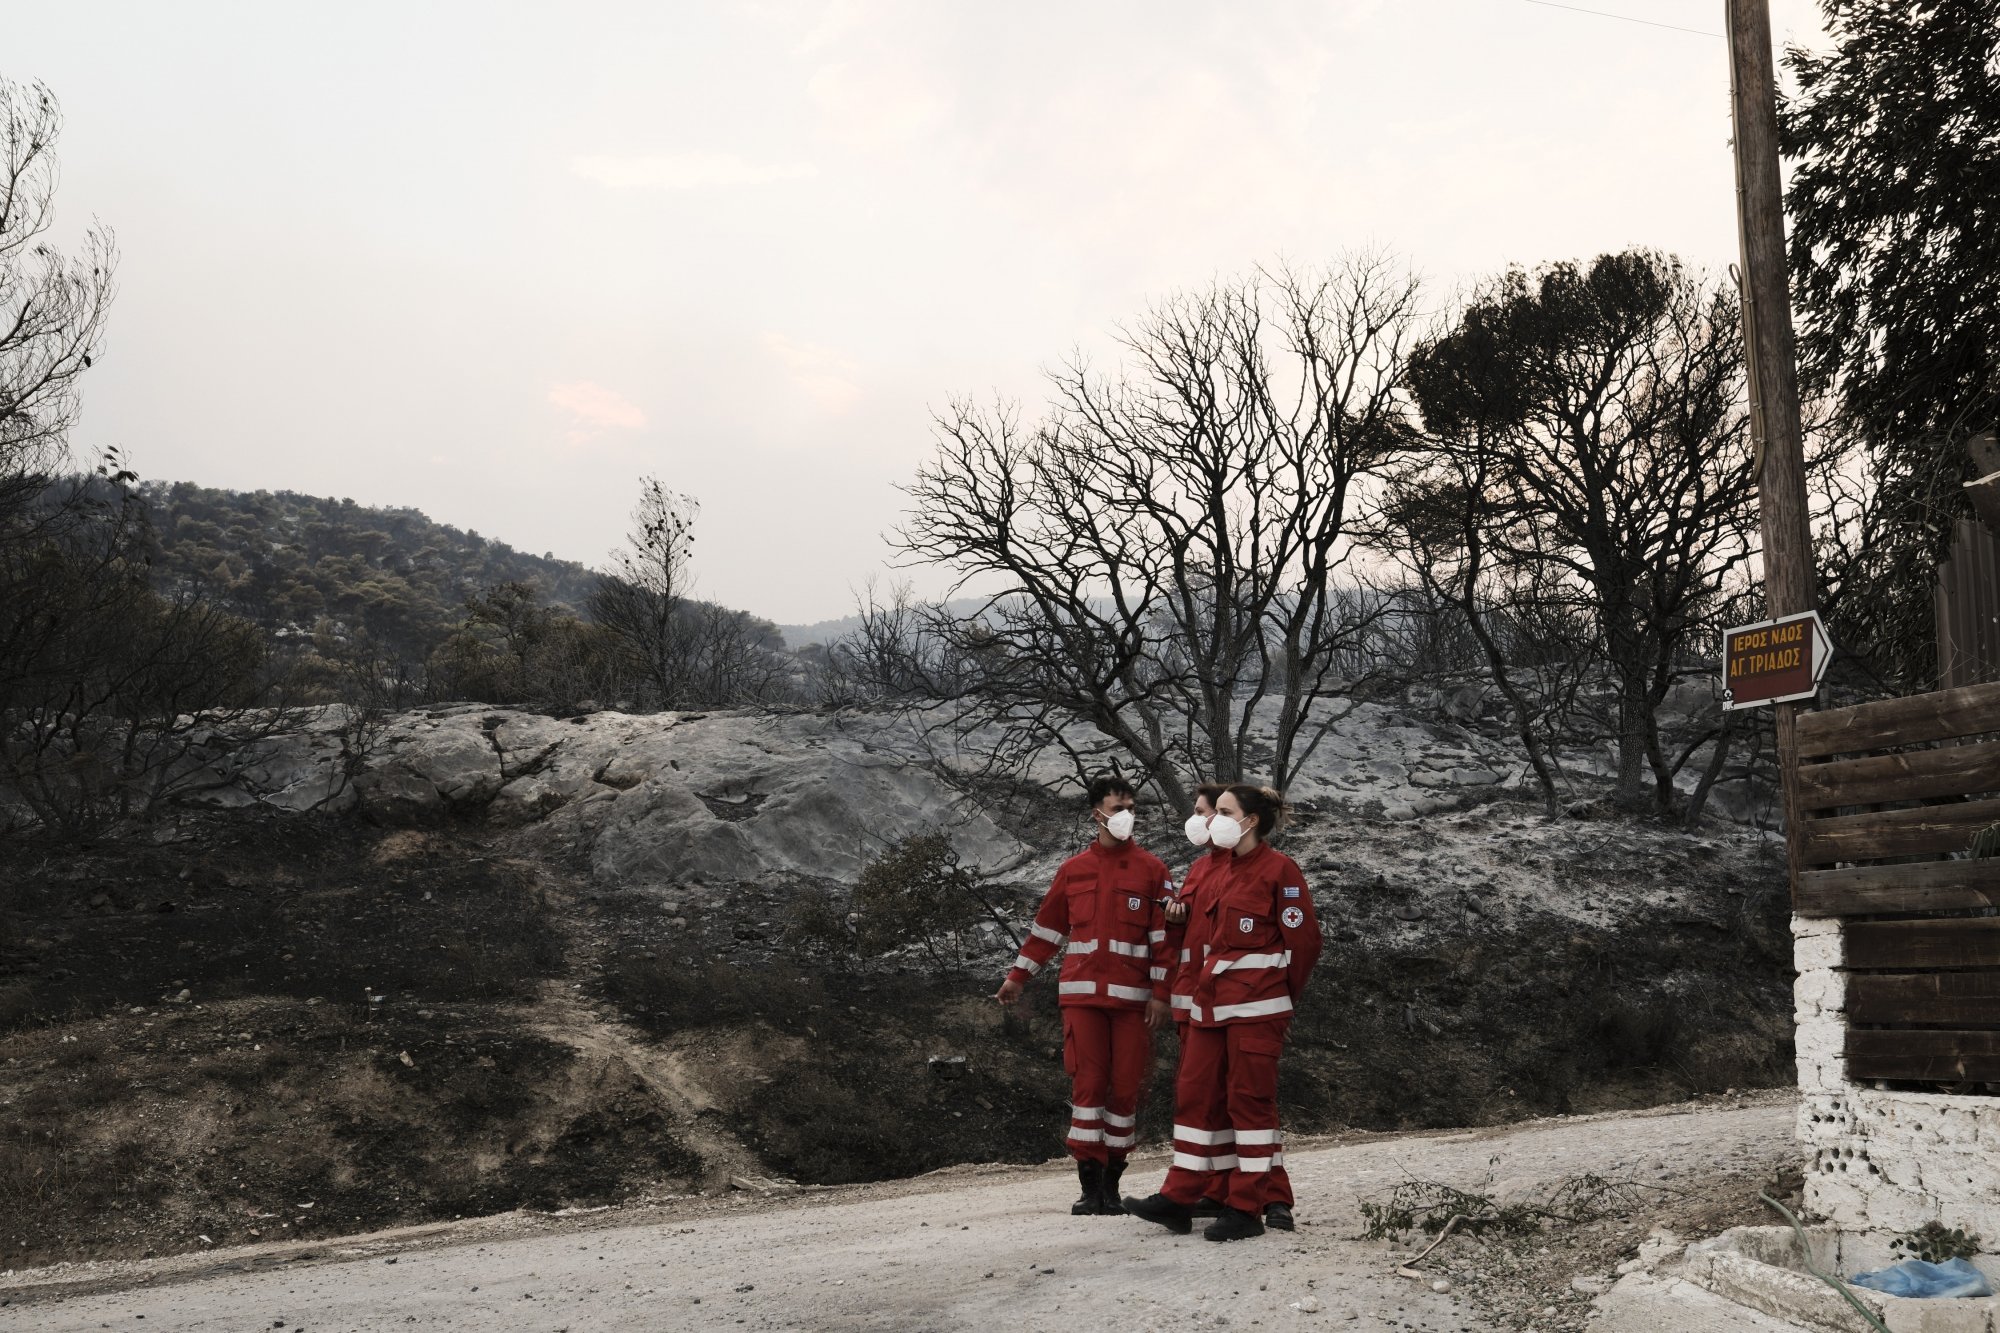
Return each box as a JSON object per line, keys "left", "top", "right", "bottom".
{"left": 1848, "top": 1258, "right": 1994, "bottom": 1300}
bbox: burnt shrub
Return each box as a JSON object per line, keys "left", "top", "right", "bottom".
{"left": 0, "top": 1135, "right": 71, "bottom": 1227}
{"left": 783, "top": 882, "right": 858, "bottom": 962}
{"left": 743, "top": 1049, "right": 916, "bottom": 1183}
{"left": 728, "top": 977, "right": 1074, "bottom": 1186}
{"left": 849, "top": 833, "right": 995, "bottom": 967}
{"left": 0, "top": 1118, "right": 171, "bottom": 1260}
{"left": 604, "top": 955, "right": 830, "bottom": 1035}
{"left": 0, "top": 817, "right": 569, "bottom": 1031}
{"left": 1588, "top": 993, "right": 1687, "bottom": 1072}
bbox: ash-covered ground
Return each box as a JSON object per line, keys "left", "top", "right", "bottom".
{"left": 0, "top": 697, "right": 1792, "bottom": 1268}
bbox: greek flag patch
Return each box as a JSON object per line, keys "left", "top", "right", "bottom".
{"left": 1282, "top": 886, "right": 1302, "bottom": 898}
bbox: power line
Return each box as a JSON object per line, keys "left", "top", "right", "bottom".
{"left": 1520, "top": 0, "right": 1723, "bottom": 38}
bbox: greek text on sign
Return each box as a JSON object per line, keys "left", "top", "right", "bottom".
{"left": 1722, "top": 610, "right": 1832, "bottom": 710}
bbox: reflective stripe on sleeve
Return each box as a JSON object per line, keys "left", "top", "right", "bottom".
{"left": 1209, "top": 996, "right": 1295, "bottom": 1020}
{"left": 1179, "top": 949, "right": 1191, "bottom": 963}
{"left": 1030, "top": 923, "right": 1066, "bottom": 946}
{"left": 1105, "top": 984, "right": 1152, "bottom": 1002}
{"left": 1010, "top": 953, "right": 1041, "bottom": 975}
{"left": 1148, "top": 929, "right": 1166, "bottom": 943}
{"left": 1170, "top": 995, "right": 1193, "bottom": 1011}
{"left": 1149, "top": 967, "right": 1168, "bottom": 981}
{"left": 1058, "top": 980, "right": 1099, "bottom": 996}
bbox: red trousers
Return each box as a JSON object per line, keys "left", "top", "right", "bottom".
{"left": 1161, "top": 1019, "right": 1292, "bottom": 1212}
{"left": 1060, "top": 1006, "right": 1150, "bottom": 1163}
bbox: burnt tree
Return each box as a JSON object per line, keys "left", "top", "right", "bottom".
{"left": 895, "top": 258, "right": 1419, "bottom": 800}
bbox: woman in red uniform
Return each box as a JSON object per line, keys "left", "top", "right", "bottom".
{"left": 1162, "top": 783, "right": 1299, "bottom": 1232}
{"left": 1126, "top": 785, "right": 1319, "bottom": 1241}
{"left": 1162, "top": 783, "right": 1228, "bottom": 1220}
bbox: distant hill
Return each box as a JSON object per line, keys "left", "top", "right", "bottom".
{"left": 779, "top": 612, "right": 868, "bottom": 650}
{"left": 136, "top": 481, "right": 601, "bottom": 667}
{"left": 779, "top": 597, "right": 991, "bottom": 650}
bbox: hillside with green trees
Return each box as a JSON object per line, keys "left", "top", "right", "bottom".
{"left": 140, "top": 481, "right": 600, "bottom": 664}
{"left": 130, "top": 480, "right": 795, "bottom": 713}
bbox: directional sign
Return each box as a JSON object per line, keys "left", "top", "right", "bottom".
{"left": 1722, "top": 610, "right": 1833, "bottom": 710}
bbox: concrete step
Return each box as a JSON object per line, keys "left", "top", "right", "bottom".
{"left": 1595, "top": 1272, "right": 1821, "bottom": 1332}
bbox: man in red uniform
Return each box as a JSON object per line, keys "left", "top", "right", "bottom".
{"left": 1163, "top": 784, "right": 1298, "bottom": 1232}
{"left": 1127, "top": 784, "right": 1320, "bottom": 1241}
{"left": 997, "top": 775, "right": 1175, "bottom": 1215}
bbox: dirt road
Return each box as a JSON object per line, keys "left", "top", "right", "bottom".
{"left": 3, "top": 1099, "right": 1794, "bottom": 1332}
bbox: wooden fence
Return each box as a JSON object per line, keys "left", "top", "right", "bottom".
{"left": 1796, "top": 680, "right": 2000, "bottom": 1084}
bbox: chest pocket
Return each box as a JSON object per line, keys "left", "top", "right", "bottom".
{"left": 1066, "top": 875, "right": 1099, "bottom": 926}
{"left": 1218, "top": 883, "right": 1274, "bottom": 944}
{"left": 1115, "top": 886, "right": 1152, "bottom": 921}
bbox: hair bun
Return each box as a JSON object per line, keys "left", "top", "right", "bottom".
{"left": 1225, "top": 783, "right": 1290, "bottom": 835}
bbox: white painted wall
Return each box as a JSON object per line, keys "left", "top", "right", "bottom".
{"left": 1793, "top": 915, "right": 2000, "bottom": 1241}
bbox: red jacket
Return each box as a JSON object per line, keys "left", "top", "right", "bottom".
{"left": 1007, "top": 840, "right": 1176, "bottom": 1009}
{"left": 1188, "top": 842, "right": 1321, "bottom": 1027}
{"left": 1166, "top": 848, "right": 1233, "bottom": 1019}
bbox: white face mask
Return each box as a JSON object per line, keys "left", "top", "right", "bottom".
{"left": 1104, "top": 808, "right": 1136, "bottom": 841}
{"left": 1184, "top": 813, "right": 1211, "bottom": 846}
{"left": 1208, "top": 814, "right": 1245, "bottom": 849}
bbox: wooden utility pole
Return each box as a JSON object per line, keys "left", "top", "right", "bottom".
{"left": 1726, "top": 0, "right": 1816, "bottom": 899}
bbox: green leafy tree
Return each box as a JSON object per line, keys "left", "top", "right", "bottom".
{"left": 1403, "top": 251, "right": 1757, "bottom": 814}
{"left": 1783, "top": 0, "right": 2000, "bottom": 687}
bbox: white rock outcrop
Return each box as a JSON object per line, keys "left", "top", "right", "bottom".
{"left": 163, "top": 693, "right": 1758, "bottom": 901}
{"left": 180, "top": 705, "right": 1030, "bottom": 887}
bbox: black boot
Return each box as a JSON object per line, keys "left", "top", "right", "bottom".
{"left": 1263, "top": 1202, "right": 1295, "bottom": 1232}
{"left": 1097, "top": 1159, "right": 1127, "bottom": 1215}
{"left": 1203, "top": 1206, "right": 1266, "bottom": 1242}
{"left": 1192, "top": 1197, "right": 1226, "bottom": 1218}
{"left": 1122, "top": 1192, "right": 1193, "bottom": 1235}
{"left": 1070, "top": 1158, "right": 1104, "bottom": 1215}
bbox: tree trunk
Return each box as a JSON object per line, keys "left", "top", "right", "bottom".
{"left": 1466, "top": 610, "right": 1560, "bottom": 816}
{"left": 1684, "top": 713, "right": 1737, "bottom": 827}
{"left": 1612, "top": 673, "right": 1652, "bottom": 810}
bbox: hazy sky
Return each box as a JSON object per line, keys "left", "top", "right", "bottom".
{"left": 12, "top": 0, "right": 1828, "bottom": 624}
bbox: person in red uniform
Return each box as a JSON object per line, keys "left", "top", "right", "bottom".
{"left": 1126, "top": 784, "right": 1320, "bottom": 1241}
{"left": 996, "top": 775, "right": 1175, "bottom": 1215}
{"left": 1161, "top": 783, "right": 1298, "bottom": 1232}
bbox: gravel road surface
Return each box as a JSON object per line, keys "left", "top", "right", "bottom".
{"left": 3, "top": 1100, "right": 1794, "bottom": 1332}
